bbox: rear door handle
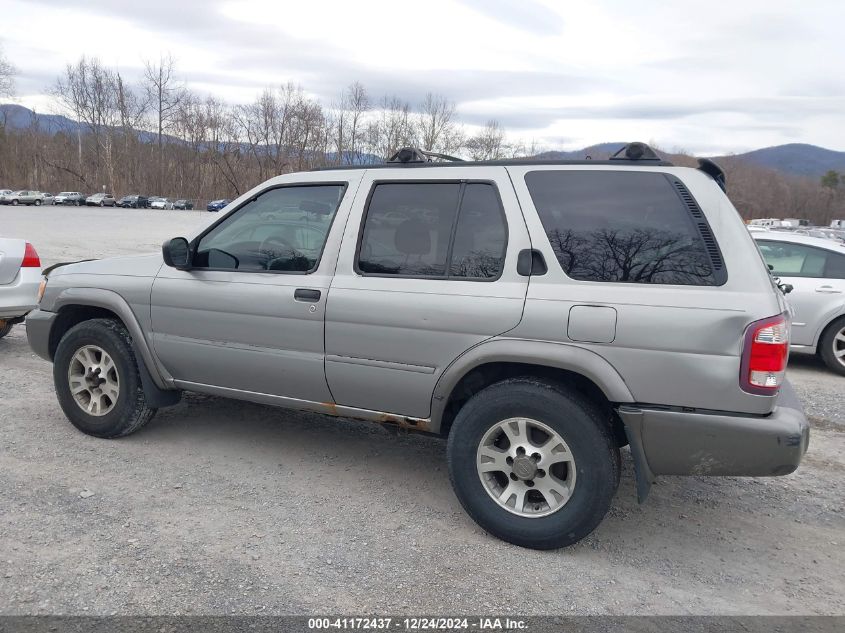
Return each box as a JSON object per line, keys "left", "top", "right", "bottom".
{"left": 294, "top": 288, "right": 321, "bottom": 302}
{"left": 815, "top": 286, "right": 842, "bottom": 294}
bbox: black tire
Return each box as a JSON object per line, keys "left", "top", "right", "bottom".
{"left": 34, "top": 199, "right": 42, "bottom": 206}
{"left": 0, "top": 321, "right": 13, "bottom": 339}
{"left": 819, "top": 315, "right": 845, "bottom": 376}
{"left": 53, "top": 318, "right": 157, "bottom": 438}
{"left": 75, "top": 200, "right": 81, "bottom": 206}
{"left": 11, "top": 199, "right": 18, "bottom": 206}
{"left": 447, "top": 377, "right": 620, "bottom": 550}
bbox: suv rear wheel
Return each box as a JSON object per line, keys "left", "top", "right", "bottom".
{"left": 54, "top": 318, "right": 157, "bottom": 438}
{"left": 447, "top": 377, "right": 620, "bottom": 550}
{"left": 819, "top": 315, "right": 845, "bottom": 376}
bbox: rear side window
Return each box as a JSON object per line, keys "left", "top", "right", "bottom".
{"left": 525, "top": 170, "right": 725, "bottom": 285}
{"left": 357, "top": 182, "right": 507, "bottom": 279}
{"left": 757, "top": 240, "right": 845, "bottom": 279}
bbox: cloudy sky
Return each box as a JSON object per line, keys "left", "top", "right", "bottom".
{"left": 3, "top": 0, "right": 844, "bottom": 154}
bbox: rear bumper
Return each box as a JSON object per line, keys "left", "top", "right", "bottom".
{"left": 25, "top": 308, "right": 56, "bottom": 361}
{"left": 618, "top": 380, "right": 810, "bottom": 486}
{"left": 0, "top": 267, "right": 41, "bottom": 319}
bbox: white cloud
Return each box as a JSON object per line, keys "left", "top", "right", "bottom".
{"left": 2, "top": 0, "right": 843, "bottom": 153}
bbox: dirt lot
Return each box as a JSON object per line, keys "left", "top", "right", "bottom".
{"left": 1, "top": 207, "right": 843, "bottom": 615}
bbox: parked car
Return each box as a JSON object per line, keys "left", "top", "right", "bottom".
{"left": 206, "top": 199, "right": 231, "bottom": 212}
{"left": 0, "top": 189, "right": 13, "bottom": 204}
{"left": 5, "top": 190, "right": 48, "bottom": 206}
{"left": 54, "top": 192, "right": 86, "bottom": 206}
{"left": 40, "top": 192, "right": 55, "bottom": 205}
{"left": 117, "top": 195, "right": 149, "bottom": 209}
{"left": 149, "top": 197, "right": 173, "bottom": 210}
{"left": 0, "top": 238, "right": 41, "bottom": 339}
{"left": 26, "top": 143, "right": 809, "bottom": 550}
{"left": 85, "top": 193, "right": 116, "bottom": 207}
{"left": 753, "top": 232, "right": 845, "bottom": 375}
{"left": 173, "top": 199, "right": 194, "bottom": 210}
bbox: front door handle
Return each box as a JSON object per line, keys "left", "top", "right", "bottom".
{"left": 294, "top": 288, "right": 322, "bottom": 302}
{"left": 815, "top": 285, "right": 843, "bottom": 294}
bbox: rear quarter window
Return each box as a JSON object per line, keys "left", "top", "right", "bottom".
{"left": 525, "top": 170, "right": 725, "bottom": 286}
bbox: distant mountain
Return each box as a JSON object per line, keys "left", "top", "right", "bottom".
{"left": 713, "top": 143, "right": 845, "bottom": 178}
{"left": 0, "top": 103, "right": 84, "bottom": 135}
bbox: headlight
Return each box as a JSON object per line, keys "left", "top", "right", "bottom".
{"left": 37, "top": 277, "right": 47, "bottom": 303}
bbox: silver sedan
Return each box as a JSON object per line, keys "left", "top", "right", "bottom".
{"left": 0, "top": 237, "right": 42, "bottom": 339}
{"left": 754, "top": 232, "right": 845, "bottom": 375}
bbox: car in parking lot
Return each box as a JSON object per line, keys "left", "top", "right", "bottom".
{"left": 4, "top": 190, "right": 49, "bottom": 206}
{"left": 173, "top": 199, "right": 194, "bottom": 210}
{"left": 117, "top": 195, "right": 149, "bottom": 209}
{"left": 206, "top": 198, "right": 231, "bottom": 212}
{"left": 0, "top": 189, "right": 13, "bottom": 203}
{"left": 754, "top": 231, "right": 845, "bottom": 374}
{"left": 149, "top": 197, "right": 174, "bottom": 210}
{"left": 85, "top": 193, "right": 116, "bottom": 207}
{"left": 0, "top": 237, "right": 41, "bottom": 339}
{"left": 26, "top": 143, "right": 809, "bottom": 550}
{"left": 54, "top": 192, "right": 86, "bottom": 206}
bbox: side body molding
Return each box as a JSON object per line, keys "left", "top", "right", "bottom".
{"left": 429, "top": 337, "right": 635, "bottom": 433}
{"left": 51, "top": 287, "right": 172, "bottom": 390}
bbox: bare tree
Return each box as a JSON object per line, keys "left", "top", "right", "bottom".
{"left": 417, "top": 93, "right": 461, "bottom": 154}
{"left": 0, "top": 42, "right": 15, "bottom": 100}
{"left": 367, "top": 95, "right": 416, "bottom": 160}
{"left": 144, "top": 54, "right": 185, "bottom": 192}
{"left": 465, "top": 120, "right": 505, "bottom": 160}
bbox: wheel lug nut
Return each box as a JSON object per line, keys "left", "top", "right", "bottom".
{"left": 537, "top": 469, "right": 546, "bottom": 478}
{"left": 505, "top": 456, "right": 513, "bottom": 465}
{"left": 526, "top": 480, "right": 535, "bottom": 487}
{"left": 516, "top": 447, "right": 525, "bottom": 455}
{"left": 509, "top": 473, "right": 518, "bottom": 481}
{"left": 532, "top": 452, "right": 541, "bottom": 462}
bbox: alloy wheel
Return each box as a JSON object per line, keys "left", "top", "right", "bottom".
{"left": 476, "top": 417, "right": 577, "bottom": 518}
{"left": 67, "top": 345, "right": 120, "bottom": 416}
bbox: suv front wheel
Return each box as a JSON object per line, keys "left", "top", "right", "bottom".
{"left": 54, "top": 318, "right": 157, "bottom": 438}
{"left": 447, "top": 377, "right": 620, "bottom": 550}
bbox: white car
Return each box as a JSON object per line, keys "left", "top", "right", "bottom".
{"left": 149, "top": 197, "right": 173, "bottom": 210}
{"left": 0, "top": 238, "right": 42, "bottom": 339}
{"left": 754, "top": 232, "right": 845, "bottom": 375}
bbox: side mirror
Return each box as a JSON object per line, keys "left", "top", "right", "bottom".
{"left": 162, "top": 237, "right": 192, "bottom": 270}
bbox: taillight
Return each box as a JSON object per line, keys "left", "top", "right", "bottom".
{"left": 21, "top": 242, "right": 40, "bottom": 268}
{"left": 740, "top": 314, "right": 789, "bottom": 395}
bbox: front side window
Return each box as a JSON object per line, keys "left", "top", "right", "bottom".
{"left": 757, "top": 240, "right": 845, "bottom": 279}
{"left": 357, "top": 182, "right": 507, "bottom": 279}
{"left": 525, "top": 170, "right": 721, "bottom": 285}
{"left": 195, "top": 184, "right": 345, "bottom": 272}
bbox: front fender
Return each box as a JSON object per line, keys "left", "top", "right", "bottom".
{"left": 50, "top": 287, "right": 171, "bottom": 390}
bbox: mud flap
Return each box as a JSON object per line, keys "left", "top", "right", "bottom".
{"left": 617, "top": 406, "right": 655, "bottom": 503}
{"left": 135, "top": 347, "right": 181, "bottom": 408}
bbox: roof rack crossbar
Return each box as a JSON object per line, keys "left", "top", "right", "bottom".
{"left": 387, "top": 147, "right": 464, "bottom": 164}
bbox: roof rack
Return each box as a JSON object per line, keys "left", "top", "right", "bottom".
{"left": 387, "top": 147, "right": 465, "bottom": 164}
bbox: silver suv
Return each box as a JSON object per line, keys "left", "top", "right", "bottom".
{"left": 26, "top": 144, "right": 809, "bottom": 549}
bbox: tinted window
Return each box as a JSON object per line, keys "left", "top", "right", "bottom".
{"left": 449, "top": 184, "right": 507, "bottom": 278}
{"left": 195, "top": 184, "right": 345, "bottom": 272}
{"left": 525, "top": 170, "right": 719, "bottom": 285}
{"left": 357, "top": 182, "right": 506, "bottom": 279}
{"left": 757, "top": 240, "right": 845, "bottom": 279}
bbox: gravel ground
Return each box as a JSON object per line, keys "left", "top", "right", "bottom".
{"left": 1, "top": 207, "right": 843, "bottom": 615}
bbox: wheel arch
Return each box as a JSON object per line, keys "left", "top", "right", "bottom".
{"left": 814, "top": 310, "right": 845, "bottom": 351}
{"left": 48, "top": 289, "right": 170, "bottom": 391}
{"left": 430, "top": 338, "right": 635, "bottom": 438}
